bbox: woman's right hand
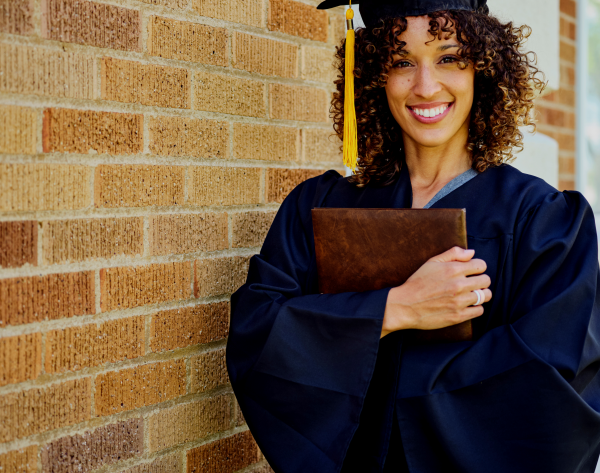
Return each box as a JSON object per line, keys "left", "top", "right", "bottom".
{"left": 381, "top": 246, "right": 492, "bottom": 338}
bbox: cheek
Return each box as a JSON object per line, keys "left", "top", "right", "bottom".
{"left": 385, "top": 76, "right": 411, "bottom": 114}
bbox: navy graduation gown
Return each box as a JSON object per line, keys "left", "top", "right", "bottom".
{"left": 226, "top": 163, "right": 600, "bottom": 473}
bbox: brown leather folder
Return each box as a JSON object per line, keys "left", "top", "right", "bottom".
{"left": 312, "top": 208, "right": 472, "bottom": 343}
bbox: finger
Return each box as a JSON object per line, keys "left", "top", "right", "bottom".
{"left": 462, "top": 274, "right": 491, "bottom": 292}
{"left": 460, "top": 305, "right": 485, "bottom": 321}
{"left": 456, "top": 288, "right": 492, "bottom": 308}
{"left": 430, "top": 246, "right": 474, "bottom": 263}
{"left": 460, "top": 258, "right": 487, "bottom": 276}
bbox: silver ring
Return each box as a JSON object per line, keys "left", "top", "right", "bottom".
{"left": 472, "top": 289, "right": 484, "bottom": 306}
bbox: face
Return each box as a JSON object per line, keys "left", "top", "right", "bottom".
{"left": 385, "top": 16, "right": 475, "bottom": 150}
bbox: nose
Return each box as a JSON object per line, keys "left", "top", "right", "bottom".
{"left": 412, "top": 63, "right": 443, "bottom": 100}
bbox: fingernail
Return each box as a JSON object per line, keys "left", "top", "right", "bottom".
{"left": 465, "top": 249, "right": 474, "bottom": 253}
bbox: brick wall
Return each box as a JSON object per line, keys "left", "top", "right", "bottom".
{"left": 0, "top": 0, "right": 344, "bottom": 471}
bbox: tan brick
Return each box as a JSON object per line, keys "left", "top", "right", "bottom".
{"left": 94, "top": 165, "right": 185, "bottom": 208}
{"left": 0, "top": 378, "right": 91, "bottom": 442}
{"left": 42, "top": 217, "right": 143, "bottom": 265}
{"left": 233, "top": 124, "right": 299, "bottom": 162}
{"left": 41, "top": 419, "right": 143, "bottom": 473}
{"left": 269, "top": 83, "right": 328, "bottom": 122}
{"left": 188, "top": 166, "right": 261, "bottom": 206}
{"left": 232, "top": 32, "right": 297, "bottom": 78}
{"left": 329, "top": 11, "right": 346, "bottom": 46}
{"left": 235, "top": 400, "right": 245, "bottom": 426}
{"left": 0, "top": 164, "right": 91, "bottom": 211}
{"left": 0, "top": 0, "right": 34, "bottom": 35}
{"left": 187, "top": 430, "right": 260, "bottom": 473}
{"left": 0, "top": 43, "right": 95, "bottom": 99}
{"left": 252, "top": 465, "right": 276, "bottom": 473}
{"left": 559, "top": 179, "right": 576, "bottom": 191}
{"left": 268, "top": 0, "right": 328, "bottom": 42}
{"left": 560, "top": 0, "right": 576, "bottom": 17}
{"left": 140, "top": 0, "right": 187, "bottom": 7}
{"left": 120, "top": 454, "right": 182, "bottom": 473}
{"left": 0, "top": 105, "right": 37, "bottom": 155}
{"left": 559, "top": 156, "right": 575, "bottom": 175}
{"left": 0, "top": 333, "right": 42, "bottom": 387}
{"left": 42, "top": 0, "right": 141, "bottom": 51}
{"left": 45, "top": 316, "right": 144, "bottom": 373}
{"left": 148, "top": 16, "right": 227, "bottom": 66}
{"left": 303, "top": 128, "right": 342, "bottom": 164}
{"left": 95, "top": 360, "right": 186, "bottom": 416}
{"left": 100, "top": 262, "right": 191, "bottom": 311}
{"left": 102, "top": 58, "right": 190, "bottom": 109}
{"left": 150, "top": 302, "right": 229, "bottom": 352}
{"left": 149, "top": 116, "right": 228, "bottom": 159}
{"left": 302, "top": 46, "right": 336, "bottom": 83}
{"left": 194, "top": 256, "right": 251, "bottom": 297}
{"left": 266, "top": 168, "right": 322, "bottom": 203}
{"left": 193, "top": 71, "right": 265, "bottom": 117}
{"left": 0, "top": 446, "right": 37, "bottom": 473}
{"left": 192, "top": 0, "right": 263, "bottom": 27}
{"left": 0, "top": 221, "right": 37, "bottom": 268}
{"left": 149, "top": 213, "right": 228, "bottom": 256}
{"left": 560, "top": 16, "right": 577, "bottom": 41}
{"left": 190, "top": 347, "right": 229, "bottom": 393}
{"left": 232, "top": 211, "right": 276, "bottom": 248}
{"left": 0, "top": 271, "right": 95, "bottom": 327}
{"left": 148, "top": 395, "right": 231, "bottom": 452}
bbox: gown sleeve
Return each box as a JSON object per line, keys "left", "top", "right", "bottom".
{"left": 226, "top": 171, "right": 392, "bottom": 473}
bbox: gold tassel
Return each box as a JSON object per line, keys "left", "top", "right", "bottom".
{"left": 344, "top": 4, "right": 358, "bottom": 172}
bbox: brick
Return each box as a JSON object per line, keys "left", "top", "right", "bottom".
{"left": 148, "top": 16, "right": 227, "bottom": 66}
{"left": 120, "top": 454, "right": 182, "bottom": 473}
{"left": 268, "top": 0, "right": 328, "bottom": 42}
{"left": 150, "top": 302, "right": 229, "bottom": 352}
{"left": 192, "top": 0, "right": 263, "bottom": 27}
{"left": 560, "top": 39, "right": 576, "bottom": 63}
{"left": 42, "top": 0, "right": 140, "bottom": 51}
{"left": 269, "top": 83, "right": 328, "bottom": 122}
{"left": 303, "top": 128, "right": 342, "bottom": 164}
{"left": 42, "top": 217, "right": 143, "bottom": 265}
{"left": 95, "top": 360, "right": 186, "bottom": 416}
{"left": 252, "top": 466, "right": 276, "bottom": 473}
{"left": 560, "top": 0, "right": 576, "bottom": 17}
{"left": 536, "top": 127, "right": 576, "bottom": 152}
{"left": 100, "top": 262, "right": 191, "bottom": 312}
{"left": 94, "top": 165, "right": 185, "bottom": 208}
{"left": 560, "top": 63, "right": 576, "bottom": 88}
{"left": 0, "top": 164, "right": 91, "bottom": 211}
{"left": 149, "top": 116, "right": 228, "bottom": 159}
{"left": 232, "top": 32, "right": 297, "bottom": 78}
{"left": 188, "top": 166, "right": 261, "bottom": 206}
{"left": 41, "top": 419, "right": 143, "bottom": 473}
{"left": 190, "top": 348, "right": 229, "bottom": 393}
{"left": 194, "top": 71, "right": 265, "bottom": 117}
{"left": 149, "top": 213, "right": 228, "bottom": 256}
{"left": 539, "top": 89, "right": 576, "bottom": 107}
{"left": 0, "top": 0, "right": 33, "bottom": 34}
{"left": 536, "top": 105, "right": 575, "bottom": 130}
{"left": 232, "top": 211, "right": 276, "bottom": 248}
{"left": 559, "top": 179, "right": 576, "bottom": 191}
{"left": 194, "top": 256, "right": 251, "bottom": 297}
{"left": 0, "top": 105, "right": 37, "bottom": 155}
{"left": 233, "top": 124, "right": 299, "bottom": 162}
{"left": 0, "top": 333, "right": 42, "bottom": 386}
{"left": 235, "top": 400, "right": 245, "bottom": 426}
{"left": 302, "top": 46, "right": 337, "bottom": 83}
{"left": 559, "top": 156, "right": 575, "bottom": 175}
{"left": 102, "top": 58, "right": 190, "bottom": 109}
{"left": 148, "top": 395, "right": 231, "bottom": 452}
{"left": 45, "top": 316, "right": 144, "bottom": 373}
{"left": 560, "top": 16, "right": 576, "bottom": 41}
{"left": 266, "top": 168, "right": 322, "bottom": 203}
{"left": 0, "top": 43, "right": 95, "bottom": 99}
{"left": 140, "top": 0, "right": 187, "bottom": 7}
{"left": 0, "top": 378, "right": 91, "bottom": 442}
{"left": 329, "top": 12, "right": 346, "bottom": 46}
{"left": 187, "top": 430, "right": 260, "bottom": 473}
{"left": 0, "top": 446, "right": 37, "bottom": 473}
{"left": 0, "top": 221, "right": 37, "bottom": 268}
{"left": 0, "top": 271, "right": 95, "bottom": 327}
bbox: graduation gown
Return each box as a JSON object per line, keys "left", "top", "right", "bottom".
{"left": 226, "top": 163, "right": 600, "bottom": 473}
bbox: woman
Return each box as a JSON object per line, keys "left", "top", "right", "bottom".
{"left": 226, "top": 1, "right": 600, "bottom": 472}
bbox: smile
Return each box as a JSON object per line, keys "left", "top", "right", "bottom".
{"left": 408, "top": 102, "right": 453, "bottom": 124}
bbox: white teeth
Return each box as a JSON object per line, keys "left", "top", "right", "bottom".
{"left": 412, "top": 104, "right": 449, "bottom": 119}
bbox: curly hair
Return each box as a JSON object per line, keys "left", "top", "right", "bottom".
{"left": 331, "top": 6, "right": 546, "bottom": 187}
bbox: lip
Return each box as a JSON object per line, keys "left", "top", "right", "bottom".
{"left": 408, "top": 102, "right": 454, "bottom": 124}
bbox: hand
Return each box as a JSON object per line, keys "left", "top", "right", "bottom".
{"left": 381, "top": 246, "right": 492, "bottom": 338}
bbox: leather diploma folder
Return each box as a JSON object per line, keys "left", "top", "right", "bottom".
{"left": 312, "top": 208, "right": 472, "bottom": 343}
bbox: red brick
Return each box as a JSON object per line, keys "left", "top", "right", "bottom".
{"left": 560, "top": 0, "right": 576, "bottom": 17}
{"left": 232, "top": 32, "right": 298, "bottom": 78}
{"left": 121, "top": 454, "right": 182, "bottom": 473}
{"left": 0, "top": 0, "right": 34, "bottom": 35}
{"left": 538, "top": 89, "right": 576, "bottom": 108}
{"left": 187, "top": 431, "right": 260, "bottom": 473}
{"left": 194, "top": 256, "right": 252, "bottom": 297}
{"left": 268, "top": 0, "right": 328, "bottom": 42}
{"left": 0, "top": 446, "right": 37, "bottom": 473}
{"left": 192, "top": 0, "right": 263, "bottom": 28}
{"left": 269, "top": 83, "right": 329, "bottom": 122}
{"left": 190, "top": 347, "right": 229, "bottom": 393}
{"left": 0, "top": 221, "right": 37, "bottom": 268}
{"left": 0, "top": 105, "right": 37, "bottom": 155}
{"left": 266, "top": 168, "right": 322, "bottom": 203}
{"left": 0, "top": 333, "right": 42, "bottom": 386}
{"left": 232, "top": 211, "right": 276, "bottom": 248}
{"left": 560, "top": 16, "right": 576, "bottom": 41}
{"left": 188, "top": 166, "right": 261, "bottom": 206}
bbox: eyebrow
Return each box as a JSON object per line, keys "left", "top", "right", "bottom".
{"left": 398, "top": 43, "right": 460, "bottom": 56}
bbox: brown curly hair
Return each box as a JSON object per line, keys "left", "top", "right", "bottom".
{"left": 331, "top": 6, "right": 546, "bottom": 187}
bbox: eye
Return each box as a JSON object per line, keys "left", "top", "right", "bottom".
{"left": 440, "top": 55, "right": 458, "bottom": 64}
{"left": 393, "top": 60, "right": 413, "bottom": 68}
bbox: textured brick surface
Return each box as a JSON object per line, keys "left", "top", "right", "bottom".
{"left": 266, "top": 168, "right": 322, "bottom": 203}
{"left": 120, "top": 454, "right": 182, "bottom": 473}
{"left": 102, "top": 58, "right": 190, "bottom": 109}
{"left": 43, "top": 217, "right": 144, "bottom": 264}
{"left": 192, "top": 0, "right": 263, "bottom": 27}
{"left": 0, "top": 221, "right": 37, "bottom": 268}
{"left": 0, "top": 43, "right": 95, "bottom": 99}
{"left": 0, "top": 105, "right": 37, "bottom": 155}
{"left": 269, "top": 84, "right": 328, "bottom": 122}
{"left": 232, "top": 32, "right": 297, "bottom": 78}
{"left": 303, "top": 128, "right": 342, "bottom": 164}
{"left": 100, "top": 262, "right": 191, "bottom": 311}
{"left": 268, "top": 0, "right": 328, "bottom": 42}
{"left": 41, "top": 419, "right": 143, "bottom": 473}
{"left": 188, "top": 166, "right": 261, "bottom": 206}
{"left": 193, "top": 72, "right": 265, "bottom": 117}
{"left": 0, "top": 378, "right": 91, "bottom": 442}
{"left": 0, "top": 333, "right": 42, "bottom": 386}
{"left": 95, "top": 360, "right": 186, "bottom": 416}
{"left": 148, "top": 395, "right": 231, "bottom": 452}
{"left": 302, "top": 46, "right": 336, "bottom": 83}
{"left": 0, "top": 0, "right": 33, "bottom": 35}
{"left": 186, "top": 430, "right": 260, "bottom": 473}
{"left": 43, "top": 109, "right": 143, "bottom": 155}
{"left": 149, "top": 213, "right": 228, "bottom": 256}
{"left": 190, "top": 348, "right": 229, "bottom": 393}
{"left": 150, "top": 302, "right": 229, "bottom": 352}
{"left": 45, "top": 316, "right": 144, "bottom": 373}
{"left": 0, "top": 271, "right": 95, "bottom": 327}
{"left": 194, "top": 256, "right": 251, "bottom": 297}
{"left": 148, "top": 16, "right": 227, "bottom": 66}
{"left": 149, "top": 116, "right": 228, "bottom": 159}
{"left": 0, "top": 446, "right": 37, "bottom": 473}
{"left": 140, "top": 0, "right": 187, "bottom": 7}
{"left": 232, "top": 211, "right": 276, "bottom": 248}
{"left": 233, "top": 124, "right": 299, "bottom": 162}
{"left": 94, "top": 165, "right": 185, "bottom": 208}
{"left": 42, "top": 0, "right": 141, "bottom": 51}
